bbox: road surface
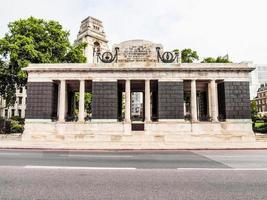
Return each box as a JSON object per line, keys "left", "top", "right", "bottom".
{"left": 0, "top": 149, "right": 267, "bottom": 200}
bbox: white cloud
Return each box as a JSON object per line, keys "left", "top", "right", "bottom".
{"left": 0, "top": 0, "right": 267, "bottom": 63}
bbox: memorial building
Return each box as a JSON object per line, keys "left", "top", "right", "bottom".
{"left": 22, "top": 17, "right": 255, "bottom": 147}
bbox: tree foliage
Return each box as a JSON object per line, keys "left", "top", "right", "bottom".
{"left": 201, "top": 55, "right": 231, "bottom": 63}
{"left": 0, "top": 17, "right": 86, "bottom": 106}
{"left": 250, "top": 100, "right": 258, "bottom": 123}
{"left": 173, "top": 49, "right": 199, "bottom": 63}
{"left": 181, "top": 48, "right": 199, "bottom": 63}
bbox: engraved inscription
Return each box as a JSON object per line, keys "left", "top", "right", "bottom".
{"left": 123, "top": 45, "right": 152, "bottom": 62}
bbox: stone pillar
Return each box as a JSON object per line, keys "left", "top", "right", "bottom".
{"left": 58, "top": 80, "right": 66, "bottom": 122}
{"left": 145, "top": 79, "right": 151, "bottom": 122}
{"left": 191, "top": 80, "right": 198, "bottom": 122}
{"left": 210, "top": 80, "right": 219, "bottom": 122}
{"left": 208, "top": 83, "right": 212, "bottom": 117}
{"left": 21, "top": 88, "right": 26, "bottom": 118}
{"left": 125, "top": 80, "right": 131, "bottom": 122}
{"left": 79, "top": 80, "right": 85, "bottom": 122}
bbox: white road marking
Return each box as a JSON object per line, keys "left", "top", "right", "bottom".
{"left": 1, "top": 166, "right": 267, "bottom": 171}
{"left": 24, "top": 165, "right": 136, "bottom": 170}
{"left": 62, "top": 155, "right": 133, "bottom": 158}
{"left": 203, "top": 155, "right": 267, "bottom": 158}
{"left": 0, "top": 153, "right": 20, "bottom": 156}
{"left": 177, "top": 168, "right": 267, "bottom": 171}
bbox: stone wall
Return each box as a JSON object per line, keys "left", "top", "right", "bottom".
{"left": 92, "top": 82, "right": 118, "bottom": 119}
{"left": 26, "top": 82, "right": 57, "bottom": 119}
{"left": 223, "top": 81, "right": 251, "bottom": 119}
{"left": 158, "top": 82, "right": 184, "bottom": 119}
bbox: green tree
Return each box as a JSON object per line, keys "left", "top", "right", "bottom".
{"left": 201, "top": 55, "right": 231, "bottom": 63}
{"left": 250, "top": 100, "right": 258, "bottom": 124}
{"left": 0, "top": 17, "right": 87, "bottom": 106}
{"left": 173, "top": 49, "right": 199, "bottom": 63}
{"left": 74, "top": 92, "right": 92, "bottom": 115}
{"left": 181, "top": 48, "right": 199, "bottom": 63}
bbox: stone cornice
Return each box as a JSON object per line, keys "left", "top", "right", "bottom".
{"left": 24, "top": 63, "right": 255, "bottom": 73}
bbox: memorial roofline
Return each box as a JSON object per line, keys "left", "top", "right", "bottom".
{"left": 24, "top": 62, "right": 255, "bottom": 73}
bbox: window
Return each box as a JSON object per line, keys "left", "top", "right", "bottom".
{"left": 93, "top": 25, "right": 100, "bottom": 30}
{"left": 11, "top": 109, "right": 15, "bottom": 117}
{"left": 18, "top": 109, "right": 21, "bottom": 117}
{"left": 5, "top": 109, "right": 8, "bottom": 118}
{"left": 19, "top": 87, "right": 23, "bottom": 93}
{"left": 19, "top": 97, "right": 23, "bottom": 105}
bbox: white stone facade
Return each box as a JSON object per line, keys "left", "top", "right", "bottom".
{"left": 249, "top": 64, "right": 267, "bottom": 99}
{"left": 0, "top": 86, "right": 27, "bottom": 119}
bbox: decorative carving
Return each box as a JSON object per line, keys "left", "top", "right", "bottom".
{"left": 156, "top": 47, "right": 179, "bottom": 63}
{"left": 97, "top": 47, "right": 119, "bottom": 63}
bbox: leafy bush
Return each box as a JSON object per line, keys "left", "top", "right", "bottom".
{"left": 0, "top": 117, "right": 5, "bottom": 134}
{"left": 10, "top": 116, "right": 25, "bottom": 124}
{"left": 10, "top": 120, "right": 24, "bottom": 133}
{"left": 253, "top": 122, "right": 267, "bottom": 133}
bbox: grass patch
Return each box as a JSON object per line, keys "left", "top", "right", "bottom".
{"left": 255, "top": 122, "right": 266, "bottom": 128}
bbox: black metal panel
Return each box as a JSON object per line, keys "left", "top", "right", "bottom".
{"left": 92, "top": 82, "right": 118, "bottom": 119}
{"left": 223, "top": 81, "right": 251, "bottom": 119}
{"left": 26, "top": 82, "right": 57, "bottom": 119}
{"left": 158, "top": 82, "right": 184, "bottom": 119}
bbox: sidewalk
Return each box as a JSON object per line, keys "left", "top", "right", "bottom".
{"left": 1, "top": 133, "right": 267, "bottom": 150}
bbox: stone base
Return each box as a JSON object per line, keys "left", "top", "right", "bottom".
{"left": 22, "top": 121, "right": 255, "bottom": 147}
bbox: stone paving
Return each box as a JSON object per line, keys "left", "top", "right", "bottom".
{"left": 0, "top": 133, "right": 267, "bottom": 150}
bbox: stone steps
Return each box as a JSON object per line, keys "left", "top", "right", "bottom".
{"left": 256, "top": 134, "right": 267, "bottom": 142}
{"left": 23, "top": 132, "right": 255, "bottom": 143}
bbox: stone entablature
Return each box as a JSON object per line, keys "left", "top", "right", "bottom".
{"left": 24, "top": 62, "right": 254, "bottom": 71}
{"left": 24, "top": 62, "right": 253, "bottom": 84}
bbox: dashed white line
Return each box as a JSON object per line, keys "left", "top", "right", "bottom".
{"left": 62, "top": 155, "right": 133, "bottom": 158}
{"left": 177, "top": 168, "right": 267, "bottom": 171}
{"left": 24, "top": 166, "right": 136, "bottom": 170}
{"left": 0, "top": 153, "right": 20, "bottom": 156}
{"left": 203, "top": 155, "right": 267, "bottom": 158}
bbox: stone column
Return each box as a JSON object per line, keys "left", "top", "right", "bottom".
{"left": 208, "top": 83, "right": 212, "bottom": 117}
{"left": 125, "top": 80, "right": 131, "bottom": 122}
{"left": 21, "top": 89, "right": 26, "bottom": 118}
{"left": 210, "top": 80, "right": 219, "bottom": 122}
{"left": 58, "top": 80, "right": 66, "bottom": 122}
{"left": 191, "top": 80, "right": 198, "bottom": 122}
{"left": 145, "top": 79, "right": 151, "bottom": 122}
{"left": 79, "top": 80, "right": 85, "bottom": 122}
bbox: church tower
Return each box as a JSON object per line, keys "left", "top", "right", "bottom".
{"left": 76, "top": 16, "right": 109, "bottom": 63}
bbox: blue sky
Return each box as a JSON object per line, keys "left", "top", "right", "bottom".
{"left": 1, "top": 0, "right": 267, "bottom": 63}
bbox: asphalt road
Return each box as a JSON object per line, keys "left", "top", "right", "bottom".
{"left": 0, "top": 149, "right": 267, "bottom": 200}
